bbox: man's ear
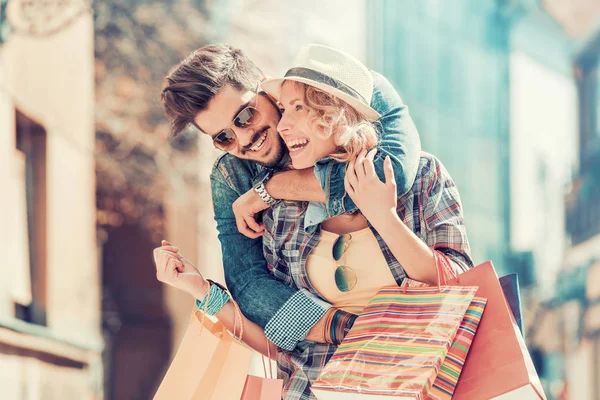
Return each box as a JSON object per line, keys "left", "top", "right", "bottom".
{"left": 259, "top": 76, "right": 281, "bottom": 108}
{"left": 264, "top": 92, "right": 280, "bottom": 107}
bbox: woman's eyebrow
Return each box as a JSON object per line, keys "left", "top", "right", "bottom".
{"left": 284, "top": 98, "right": 300, "bottom": 106}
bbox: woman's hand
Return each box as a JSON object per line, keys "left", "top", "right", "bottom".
{"left": 153, "top": 240, "right": 209, "bottom": 300}
{"left": 345, "top": 148, "right": 397, "bottom": 226}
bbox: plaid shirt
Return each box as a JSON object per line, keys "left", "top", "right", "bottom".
{"left": 262, "top": 152, "right": 473, "bottom": 400}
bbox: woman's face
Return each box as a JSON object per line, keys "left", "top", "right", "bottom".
{"left": 277, "top": 81, "right": 338, "bottom": 170}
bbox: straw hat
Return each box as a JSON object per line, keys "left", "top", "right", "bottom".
{"left": 261, "top": 44, "right": 380, "bottom": 121}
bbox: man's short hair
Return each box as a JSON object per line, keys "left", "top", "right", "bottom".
{"left": 161, "top": 44, "right": 264, "bottom": 137}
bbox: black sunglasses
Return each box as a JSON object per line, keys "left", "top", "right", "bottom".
{"left": 212, "top": 86, "right": 262, "bottom": 151}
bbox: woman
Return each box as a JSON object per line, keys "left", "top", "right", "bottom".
{"left": 154, "top": 45, "right": 472, "bottom": 400}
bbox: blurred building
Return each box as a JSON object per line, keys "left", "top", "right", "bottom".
{"left": 370, "top": 0, "right": 600, "bottom": 399}
{"left": 537, "top": 2, "right": 600, "bottom": 400}
{"left": 0, "top": 1, "right": 103, "bottom": 399}
{"left": 371, "top": 0, "right": 533, "bottom": 279}
{"left": 93, "top": 1, "right": 209, "bottom": 398}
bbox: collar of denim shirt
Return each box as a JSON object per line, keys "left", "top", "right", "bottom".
{"left": 304, "top": 155, "right": 340, "bottom": 233}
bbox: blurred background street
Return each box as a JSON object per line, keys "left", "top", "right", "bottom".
{"left": 1, "top": 0, "right": 600, "bottom": 398}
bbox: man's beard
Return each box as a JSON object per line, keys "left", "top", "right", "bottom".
{"left": 258, "top": 134, "right": 288, "bottom": 169}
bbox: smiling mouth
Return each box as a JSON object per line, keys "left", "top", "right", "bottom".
{"left": 286, "top": 138, "right": 310, "bottom": 152}
{"left": 249, "top": 129, "right": 268, "bottom": 152}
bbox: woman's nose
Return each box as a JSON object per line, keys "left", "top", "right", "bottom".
{"left": 278, "top": 112, "right": 292, "bottom": 135}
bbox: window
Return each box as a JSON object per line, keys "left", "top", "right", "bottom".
{"left": 577, "top": 38, "right": 600, "bottom": 172}
{"left": 9, "top": 148, "right": 31, "bottom": 306}
{"left": 0, "top": 0, "right": 10, "bottom": 44}
{"left": 14, "top": 110, "right": 47, "bottom": 325}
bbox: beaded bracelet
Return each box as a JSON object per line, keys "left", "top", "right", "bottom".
{"left": 195, "top": 281, "right": 231, "bottom": 316}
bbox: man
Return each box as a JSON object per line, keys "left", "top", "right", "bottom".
{"left": 160, "top": 44, "right": 421, "bottom": 351}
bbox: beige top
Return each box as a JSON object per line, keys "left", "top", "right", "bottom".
{"left": 305, "top": 227, "right": 397, "bottom": 314}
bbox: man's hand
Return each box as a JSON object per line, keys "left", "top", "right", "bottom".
{"left": 232, "top": 188, "right": 269, "bottom": 238}
{"left": 345, "top": 148, "right": 397, "bottom": 226}
{"left": 153, "top": 240, "right": 209, "bottom": 299}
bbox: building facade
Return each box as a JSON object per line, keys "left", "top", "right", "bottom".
{"left": 369, "top": 0, "right": 599, "bottom": 398}
{"left": 0, "top": 1, "right": 103, "bottom": 398}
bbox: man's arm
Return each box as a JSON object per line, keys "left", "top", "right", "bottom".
{"left": 211, "top": 158, "right": 301, "bottom": 328}
{"left": 212, "top": 156, "right": 337, "bottom": 350}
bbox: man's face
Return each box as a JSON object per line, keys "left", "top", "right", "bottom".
{"left": 195, "top": 85, "right": 286, "bottom": 168}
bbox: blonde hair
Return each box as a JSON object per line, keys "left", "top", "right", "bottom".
{"left": 291, "top": 81, "right": 378, "bottom": 162}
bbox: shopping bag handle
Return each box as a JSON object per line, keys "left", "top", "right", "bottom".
{"left": 261, "top": 339, "right": 275, "bottom": 380}
{"left": 229, "top": 296, "right": 245, "bottom": 342}
{"left": 193, "top": 281, "right": 276, "bottom": 379}
{"left": 194, "top": 281, "right": 245, "bottom": 342}
{"left": 401, "top": 250, "right": 458, "bottom": 292}
{"left": 232, "top": 298, "right": 276, "bottom": 380}
{"left": 433, "top": 250, "right": 458, "bottom": 288}
{"left": 417, "top": 201, "right": 458, "bottom": 288}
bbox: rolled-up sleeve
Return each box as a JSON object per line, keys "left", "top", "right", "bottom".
{"left": 422, "top": 158, "right": 473, "bottom": 274}
{"left": 264, "top": 289, "right": 331, "bottom": 351}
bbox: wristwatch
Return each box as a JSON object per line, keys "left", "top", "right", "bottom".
{"left": 253, "top": 171, "right": 278, "bottom": 207}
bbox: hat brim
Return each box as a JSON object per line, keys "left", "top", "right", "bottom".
{"left": 261, "top": 77, "right": 381, "bottom": 122}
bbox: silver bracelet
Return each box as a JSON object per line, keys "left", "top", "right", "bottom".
{"left": 254, "top": 180, "right": 278, "bottom": 206}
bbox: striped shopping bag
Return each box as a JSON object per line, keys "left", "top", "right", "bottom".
{"left": 427, "top": 297, "right": 487, "bottom": 400}
{"left": 312, "top": 285, "right": 479, "bottom": 400}
{"left": 399, "top": 274, "right": 487, "bottom": 400}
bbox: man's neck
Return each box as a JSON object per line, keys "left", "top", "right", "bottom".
{"left": 258, "top": 151, "right": 291, "bottom": 172}
{"left": 276, "top": 152, "right": 293, "bottom": 171}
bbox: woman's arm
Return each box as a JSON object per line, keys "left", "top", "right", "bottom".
{"left": 212, "top": 295, "right": 279, "bottom": 358}
{"left": 153, "top": 241, "right": 278, "bottom": 359}
{"left": 344, "top": 150, "right": 438, "bottom": 284}
{"left": 344, "top": 151, "right": 472, "bottom": 284}
{"left": 367, "top": 212, "right": 438, "bottom": 285}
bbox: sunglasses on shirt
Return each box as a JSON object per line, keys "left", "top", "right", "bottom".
{"left": 332, "top": 233, "right": 357, "bottom": 293}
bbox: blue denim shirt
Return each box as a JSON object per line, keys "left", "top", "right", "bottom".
{"left": 210, "top": 70, "right": 421, "bottom": 348}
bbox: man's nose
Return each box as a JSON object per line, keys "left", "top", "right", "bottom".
{"left": 234, "top": 126, "right": 257, "bottom": 148}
